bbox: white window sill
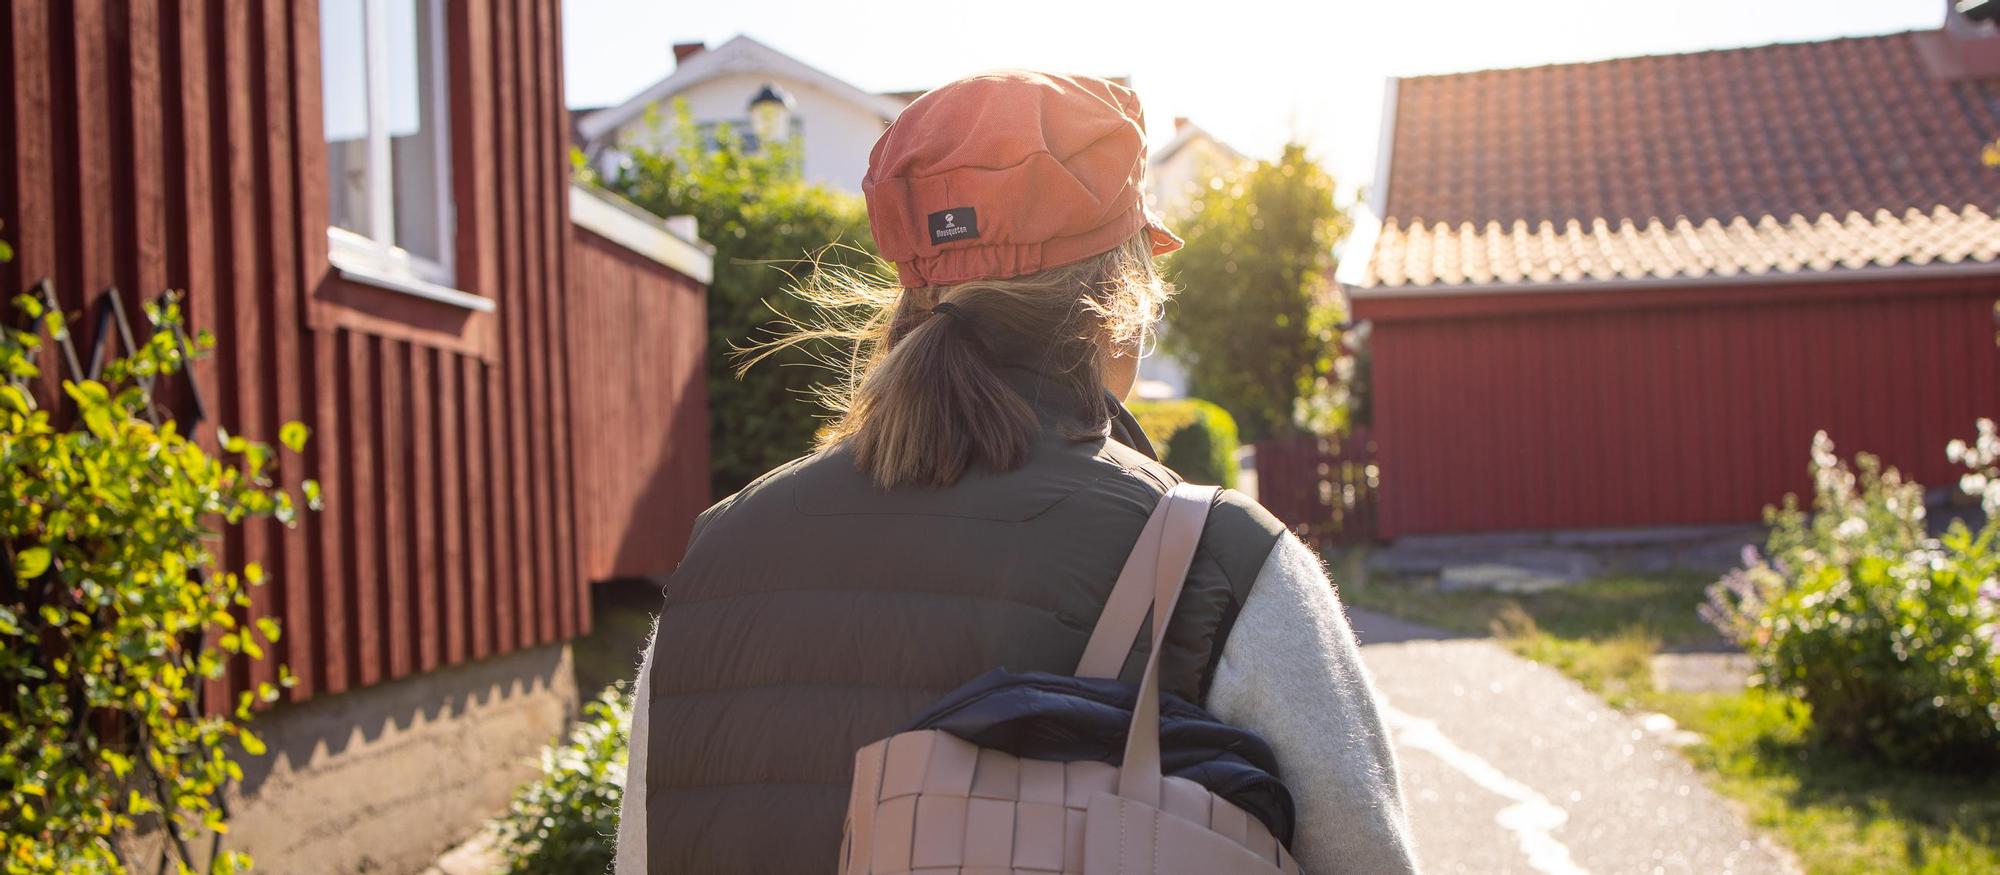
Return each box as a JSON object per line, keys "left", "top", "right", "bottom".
{"left": 330, "top": 253, "right": 494, "bottom": 313}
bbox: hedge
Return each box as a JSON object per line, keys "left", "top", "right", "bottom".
{"left": 1126, "top": 398, "right": 1240, "bottom": 489}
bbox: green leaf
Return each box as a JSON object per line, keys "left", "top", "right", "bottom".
{"left": 279, "top": 421, "right": 310, "bottom": 452}
{"left": 255, "top": 616, "right": 282, "bottom": 644}
{"left": 82, "top": 406, "right": 115, "bottom": 436}
{"left": 0, "top": 384, "right": 29, "bottom": 414}
{"left": 62, "top": 379, "right": 110, "bottom": 406}
{"left": 13, "top": 546, "right": 51, "bottom": 579}
{"left": 239, "top": 731, "right": 267, "bottom": 756}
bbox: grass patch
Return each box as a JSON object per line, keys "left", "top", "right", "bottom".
{"left": 1653, "top": 690, "right": 2000, "bottom": 875}
{"left": 1339, "top": 564, "right": 2000, "bottom": 874}
{"left": 1338, "top": 569, "right": 1720, "bottom": 647}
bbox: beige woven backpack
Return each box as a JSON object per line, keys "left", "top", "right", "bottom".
{"left": 839, "top": 484, "right": 1301, "bottom": 874}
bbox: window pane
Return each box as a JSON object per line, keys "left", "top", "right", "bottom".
{"left": 386, "top": 0, "right": 447, "bottom": 266}
{"left": 320, "top": 0, "right": 370, "bottom": 236}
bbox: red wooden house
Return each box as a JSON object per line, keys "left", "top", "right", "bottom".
{"left": 2, "top": 2, "right": 710, "bottom": 870}
{"left": 1339, "top": 9, "right": 2000, "bottom": 539}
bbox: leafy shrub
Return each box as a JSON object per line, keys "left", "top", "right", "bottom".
{"left": 1703, "top": 430, "right": 2000, "bottom": 769}
{"left": 594, "top": 102, "right": 877, "bottom": 497}
{"left": 1162, "top": 144, "right": 1351, "bottom": 441}
{"left": 1126, "top": 398, "right": 1240, "bottom": 488}
{"left": 495, "top": 684, "right": 630, "bottom": 875}
{"left": 2, "top": 290, "right": 310, "bottom": 872}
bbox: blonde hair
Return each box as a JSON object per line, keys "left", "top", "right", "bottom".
{"left": 744, "top": 232, "right": 1172, "bottom": 489}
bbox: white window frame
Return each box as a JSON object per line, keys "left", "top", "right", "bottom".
{"left": 326, "top": 0, "right": 461, "bottom": 298}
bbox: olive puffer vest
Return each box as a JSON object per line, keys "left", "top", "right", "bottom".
{"left": 643, "top": 376, "right": 1287, "bottom": 873}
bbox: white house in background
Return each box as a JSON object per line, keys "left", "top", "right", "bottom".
{"left": 1146, "top": 118, "right": 1249, "bottom": 220}
{"left": 574, "top": 35, "right": 908, "bottom": 193}
{"left": 576, "top": 35, "right": 1230, "bottom": 402}
{"left": 1133, "top": 118, "right": 1248, "bottom": 401}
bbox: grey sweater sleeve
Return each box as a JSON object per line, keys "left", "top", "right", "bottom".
{"left": 614, "top": 622, "right": 656, "bottom": 875}
{"left": 1206, "top": 533, "right": 1420, "bottom": 874}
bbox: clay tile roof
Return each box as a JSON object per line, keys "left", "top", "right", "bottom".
{"left": 1353, "top": 31, "right": 2000, "bottom": 291}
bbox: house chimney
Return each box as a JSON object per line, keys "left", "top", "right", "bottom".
{"left": 673, "top": 41, "right": 706, "bottom": 65}
{"left": 1950, "top": 0, "right": 1998, "bottom": 36}
{"left": 1174, "top": 117, "right": 1190, "bottom": 133}
{"left": 1920, "top": 0, "right": 2000, "bottom": 77}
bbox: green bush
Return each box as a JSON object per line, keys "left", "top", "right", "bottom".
{"left": 494, "top": 685, "right": 630, "bottom": 875}
{"left": 594, "top": 102, "right": 877, "bottom": 497}
{"left": 1126, "top": 399, "right": 1240, "bottom": 488}
{"left": 1161, "top": 144, "right": 1351, "bottom": 441}
{"left": 1703, "top": 430, "right": 2000, "bottom": 769}
{"left": 1, "top": 289, "right": 310, "bottom": 872}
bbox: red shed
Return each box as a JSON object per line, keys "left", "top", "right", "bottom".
{"left": 1342, "top": 15, "right": 2000, "bottom": 539}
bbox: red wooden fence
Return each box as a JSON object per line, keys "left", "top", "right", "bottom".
{"left": 1252, "top": 428, "right": 1381, "bottom": 546}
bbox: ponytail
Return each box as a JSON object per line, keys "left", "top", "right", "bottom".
{"left": 844, "top": 299, "right": 1038, "bottom": 488}
{"left": 747, "top": 231, "right": 1171, "bottom": 489}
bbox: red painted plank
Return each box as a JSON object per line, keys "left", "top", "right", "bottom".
{"left": 438, "top": 351, "right": 467, "bottom": 666}
{"left": 345, "top": 331, "right": 382, "bottom": 686}
{"left": 112, "top": 1, "right": 168, "bottom": 306}
{"left": 167, "top": 0, "right": 220, "bottom": 439}
{"left": 448, "top": 0, "right": 503, "bottom": 659}
{"left": 410, "top": 346, "right": 439, "bottom": 672}
{"left": 514, "top": 0, "right": 556, "bottom": 646}
{"left": 65, "top": 0, "right": 115, "bottom": 315}
{"left": 539, "top": 0, "right": 581, "bottom": 640}
{"left": 248, "top": 0, "right": 311, "bottom": 701}
{"left": 310, "top": 333, "right": 349, "bottom": 694}
{"left": 200, "top": 0, "right": 261, "bottom": 701}
{"left": 466, "top": 359, "right": 498, "bottom": 659}
{"left": 493, "top": 0, "right": 534, "bottom": 651}
{"left": 380, "top": 340, "right": 413, "bottom": 680}
{"left": 4, "top": 2, "right": 59, "bottom": 401}
{"left": 285, "top": 0, "right": 346, "bottom": 696}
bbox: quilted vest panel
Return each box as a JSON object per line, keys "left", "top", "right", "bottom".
{"left": 643, "top": 393, "right": 1285, "bottom": 874}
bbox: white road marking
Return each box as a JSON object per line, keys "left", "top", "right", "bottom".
{"left": 1381, "top": 702, "right": 1589, "bottom": 875}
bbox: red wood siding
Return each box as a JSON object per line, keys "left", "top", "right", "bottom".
{"left": 1, "top": 1, "right": 710, "bottom": 705}
{"left": 568, "top": 228, "right": 711, "bottom": 582}
{"left": 1355, "top": 276, "right": 2000, "bottom": 537}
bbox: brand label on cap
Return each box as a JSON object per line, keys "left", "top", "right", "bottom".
{"left": 927, "top": 208, "right": 980, "bottom": 245}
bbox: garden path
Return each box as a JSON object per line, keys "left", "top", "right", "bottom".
{"left": 1349, "top": 609, "right": 1798, "bottom": 875}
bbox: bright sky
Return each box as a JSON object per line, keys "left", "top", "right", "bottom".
{"left": 563, "top": 0, "right": 1947, "bottom": 195}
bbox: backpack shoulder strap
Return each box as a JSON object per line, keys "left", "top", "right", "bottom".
{"left": 1074, "top": 484, "right": 1219, "bottom": 679}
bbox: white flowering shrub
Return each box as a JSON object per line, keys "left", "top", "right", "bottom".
{"left": 1948, "top": 417, "right": 2000, "bottom": 517}
{"left": 1704, "top": 430, "right": 2000, "bottom": 769}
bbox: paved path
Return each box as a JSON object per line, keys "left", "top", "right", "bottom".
{"left": 1349, "top": 609, "right": 1797, "bottom": 875}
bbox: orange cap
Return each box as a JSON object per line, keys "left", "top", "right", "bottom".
{"left": 862, "top": 71, "right": 1183, "bottom": 289}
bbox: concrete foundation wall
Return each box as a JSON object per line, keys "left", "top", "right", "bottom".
{"left": 221, "top": 643, "right": 578, "bottom": 874}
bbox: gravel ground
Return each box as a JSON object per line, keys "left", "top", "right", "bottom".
{"left": 1349, "top": 609, "right": 1798, "bottom": 875}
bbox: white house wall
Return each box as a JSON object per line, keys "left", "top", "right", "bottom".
{"left": 609, "top": 71, "right": 891, "bottom": 194}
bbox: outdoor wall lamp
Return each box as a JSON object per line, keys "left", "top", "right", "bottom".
{"left": 748, "top": 82, "right": 796, "bottom": 149}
